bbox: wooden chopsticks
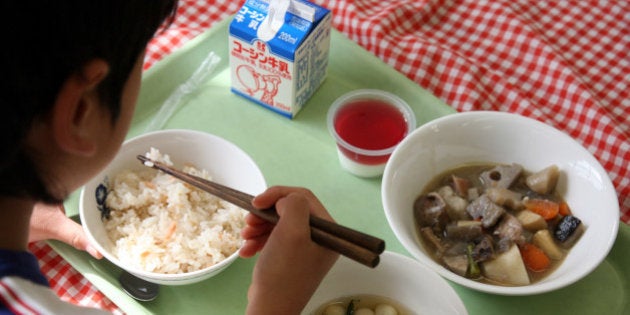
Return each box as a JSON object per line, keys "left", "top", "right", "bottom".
{"left": 137, "top": 155, "right": 385, "bottom": 268}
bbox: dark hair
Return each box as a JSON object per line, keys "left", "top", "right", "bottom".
{"left": 0, "top": 1, "right": 177, "bottom": 203}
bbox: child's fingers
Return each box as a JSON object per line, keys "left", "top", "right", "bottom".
{"left": 252, "top": 186, "right": 333, "bottom": 221}
{"left": 241, "top": 222, "right": 274, "bottom": 239}
{"left": 251, "top": 186, "right": 306, "bottom": 208}
{"left": 239, "top": 236, "right": 268, "bottom": 258}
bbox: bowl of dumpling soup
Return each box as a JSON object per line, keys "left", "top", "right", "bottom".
{"left": 303, "top": 251, "right": 468, "bottom": 315}
{"left": 382, "top": 111, "right": 619, "bottom": 295}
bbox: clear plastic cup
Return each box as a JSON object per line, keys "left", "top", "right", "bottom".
{"left": 327, "top": 89, "right": 416, "bottom": 177}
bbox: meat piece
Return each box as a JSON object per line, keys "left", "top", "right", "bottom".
{"left": 466, "top": 194, "right": 505, "bottom": 228}
{"left": 443, "top": 242, "right": 468, "bottom": 256}
{"left": 472, "top": 235, "right": 494, "bottom": 262}
{"left": 526, "top": 165, "right": 560, "bottom": 195}
{"left": 414, "top": 192, "right": 448, "bottom": 233}
{"left": 486, "top": 187, "right": 523, "bottom": 210}
{"left": 445, "top": 221, "right": 483, "bottom": 241}
{"left": 442, "top": 255, "right": 468, "bottom": 277}
{"left": 494, "top": 214, "right": 525, "bottom": 252}
{"left": 437, "top": 185, "right": 470, "bottom": 220}
{"left": 420, "top": 227, "right": 446, "bottom": 254}
{"left": 480, "top": 164, "right": 523, "bottom": 189}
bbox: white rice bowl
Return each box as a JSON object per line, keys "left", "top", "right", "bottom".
{"left": 104, "top": 148, "right": 246, "bottom": 275}
{"left": 80, "top": 130, "right": 266, "bottom": 285}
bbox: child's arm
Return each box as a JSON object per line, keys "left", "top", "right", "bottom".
{"left": 240, "top": 186, "right": 339, "bottom": 315}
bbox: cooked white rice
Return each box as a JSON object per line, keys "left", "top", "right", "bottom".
{"left": 104, "top": 147, "right": 247, "bottom": 274}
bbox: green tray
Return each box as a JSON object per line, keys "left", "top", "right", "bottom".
{"left": 50, "top": 17, "right": 629, "bottom": 314}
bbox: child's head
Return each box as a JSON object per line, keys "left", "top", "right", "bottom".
{"left": 0, "top": 1, "right": 177, "bottom": 203}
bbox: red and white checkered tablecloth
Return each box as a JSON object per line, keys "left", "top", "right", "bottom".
{"left": 31, "top": 0, "right": 629, "bottom": 312}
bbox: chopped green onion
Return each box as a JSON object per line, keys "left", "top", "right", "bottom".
{"left": 466, "top": 243, "right": 481, "bottom": 279}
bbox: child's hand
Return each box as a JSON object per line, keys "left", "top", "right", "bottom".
{"left": 240, "top": 186, "right": 339, "bottom": 315}
{"left": 29, "top": 203, "right": 102, "bottom": 259}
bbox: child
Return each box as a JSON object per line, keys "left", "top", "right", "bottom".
{"left": 0, "top": 1, "right": 337, "bottom": 314}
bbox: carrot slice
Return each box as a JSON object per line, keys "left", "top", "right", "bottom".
{"left": 519, "top": 243, "right": 551, "bottom": 272}
{"left": 523, "top": 199, "right": 559, "bottom": 220}
{"left": 164, "top": 221, "right": 177, "bottom": 241}
{"left": 559, "top": 201, "right": 572, "bottom": 216}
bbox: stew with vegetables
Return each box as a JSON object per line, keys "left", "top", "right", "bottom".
{"left": 414, "top": 163, "right": 585, "bottom": 286}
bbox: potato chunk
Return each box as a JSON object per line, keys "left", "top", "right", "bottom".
{"left": 526, "top": 165, "right": 560, "bottom": 194}
{"left": 482, "top": 245, "right": 530, "bottom": 286}
{"left": 516, "top": 210, "right": 547, "bottom": 231}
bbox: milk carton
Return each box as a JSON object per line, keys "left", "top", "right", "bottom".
{"left": 229, "top": 0, "right": 331, "bottom": 118}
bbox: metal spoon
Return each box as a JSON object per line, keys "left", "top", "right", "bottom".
{"left": 118, "top": 271, "right": 160, "bottom": 302}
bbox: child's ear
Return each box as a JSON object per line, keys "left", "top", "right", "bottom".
{"left": 51, "top": 59, "right": 110, "bottom": 157}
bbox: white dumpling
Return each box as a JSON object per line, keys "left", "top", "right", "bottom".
{"left": 375, "top": 304, "right": 398, "bottom": 315}
{"left": 355, "top": 308, "right": 375, "bottom": 315}
{"left": 323, "top": 304, "right": 345, "bottom": 315}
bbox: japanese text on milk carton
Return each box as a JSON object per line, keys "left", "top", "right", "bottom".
{"left": 229, "top": 0, "right": 331, "bottom": 118}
